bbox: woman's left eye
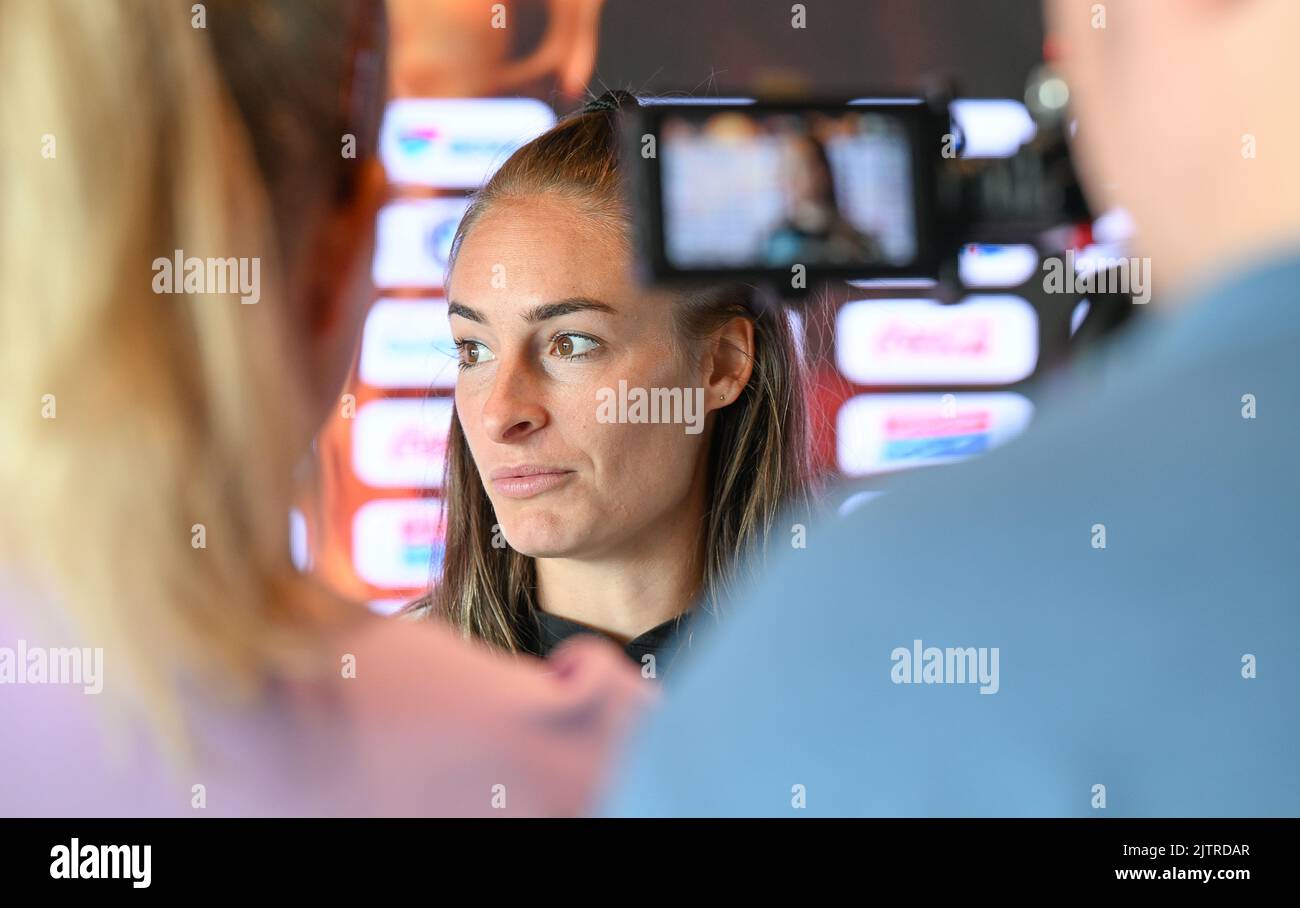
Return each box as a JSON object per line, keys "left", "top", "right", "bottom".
{"left": 548, "top": 333, "right": 601, "bottom": 359}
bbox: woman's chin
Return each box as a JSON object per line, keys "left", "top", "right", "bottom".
{"left": 505, "top": 534, "right": 582, "bottom": 559}
{"left": 499, "top": 516, "right": 587, "bottom": 559}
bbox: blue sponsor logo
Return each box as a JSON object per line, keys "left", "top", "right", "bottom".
{"left": 401, "top": 541, "right": 445, "bottom": 573}
{"left": 426, "top": 218, "right": 460, "bottom": 269}
{"left": 884, "top": 433, "right": 989, "bottom": 461}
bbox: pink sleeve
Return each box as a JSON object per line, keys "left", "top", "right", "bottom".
{"left": 0, "top": 581, "right": 654, "bottom": 817}
{"left": 316, "top": 616, "right": 658, "bottom": 816}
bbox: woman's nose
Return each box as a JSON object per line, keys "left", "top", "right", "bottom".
{"left": 478, "top": 354, "right": 548, "bottom": 444}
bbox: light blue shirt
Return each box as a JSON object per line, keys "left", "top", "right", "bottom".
{"left": 605, "top": 250, "right": 1300, "bottom": 816}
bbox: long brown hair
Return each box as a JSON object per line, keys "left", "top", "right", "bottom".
{"left": 410, "top": 92, "right": 816, "bottom": 651}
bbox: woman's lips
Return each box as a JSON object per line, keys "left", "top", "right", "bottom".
{"left": 489, "top": 469, "right": 576, "bottom": 499}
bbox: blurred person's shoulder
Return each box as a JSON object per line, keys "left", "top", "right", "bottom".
{"left": 605, "top": 248, "right": 1300, "bottom": 817}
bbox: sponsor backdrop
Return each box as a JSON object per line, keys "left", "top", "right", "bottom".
{"left": 306, "top": 98, "right": 557, "bottom": 611}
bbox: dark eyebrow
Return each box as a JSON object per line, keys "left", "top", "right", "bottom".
{"left": 447, "top": 301, "right": 486, "bottom": 323}
{"left": 447, "top": 297, "right": 615, "bottom": 325}
{"left": 522, "top": 297, "right": 616, "bottom": 322}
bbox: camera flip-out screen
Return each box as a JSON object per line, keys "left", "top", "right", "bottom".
{"left": 630, "top": 100, "right": 942, "bottom": 285}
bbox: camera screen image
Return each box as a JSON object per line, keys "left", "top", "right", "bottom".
{"left": 658, "top": 109, "right": 919, "bottom": 271}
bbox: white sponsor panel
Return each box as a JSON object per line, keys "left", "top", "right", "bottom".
{"left": 837, "top": 392, "right": 1034, "bottom": 476}
{"left": 836, "top": 296, "right": 1038, "bottom": 386}
{"left": 1070, "top": 299, "right": 1091, "bottom": 336}
{"left": 959, "top": 244, "right": 1039, "bottom": 288}
{"left": 1092, "top": 208, "right": 1135, "bottom": 244}
{"left": 846, "top": 276, "right": 938, "bottom": 290}
{"left": 352, "top": 498, "right": 444, "bottom": 590}
{"left": 949, "top": 98, "right": 1037, "bottom": 158}
{"left": 360, "top": 299, "right": 458, "bottom": 389}
{"left": 1073, "top": 243, "right": 1131, "bottom": 276}
{"left": 371, "top": 198, "right": 469, "bottom": 290}
{"left": 380, "top": 98, "right": 556, "bottom": 188}
{"left": 846, "top": 243, "right": 1038, "bottom": 290}
{"left": 368, "top": 598, "right": 413, "bottom": 617}
{"left": 289, "top": 507, "right": 310, "bottom": 572}
{"left": 352, "top": 398, "right": 453, "bottom": 488}
{"left": 837, "top": 488, "right": 887, "bottom": 515}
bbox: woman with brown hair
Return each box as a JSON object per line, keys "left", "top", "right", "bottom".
{"left": 412, "top": 91, "right": 817, "bottom": 676}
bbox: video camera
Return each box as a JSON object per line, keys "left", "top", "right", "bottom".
{"left": 622, "top": 78, "right": 1092, "bottom": 300}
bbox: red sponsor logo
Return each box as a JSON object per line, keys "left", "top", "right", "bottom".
{"left": 874, "top": 318, "right": 992, "bottom": 358}
{"left": 390, "top": 426, "right": 446, "bottom": 460}
{"left": 885, "top": 411, "right": 991, "bottom": 439}
{"left": 398, "top": 514, "right": 442, "bottom": 544}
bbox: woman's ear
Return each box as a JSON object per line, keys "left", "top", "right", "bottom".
{"left": 704, "top": 315, "right": 756, "bottom": 412}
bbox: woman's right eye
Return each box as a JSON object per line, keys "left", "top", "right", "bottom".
{"left": 454, "top": 339, "right": 495, "bottom": 370}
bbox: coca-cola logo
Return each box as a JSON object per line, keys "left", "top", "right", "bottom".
{"left": 398, "top": 516, "right": 442, "bottom": 542}
{"left": 874, "top": 318, "right": 992, "bottom": 357}
{"left": 885, "top": 411, "right": 991, "bottom": 438}
{"left": 390, "top": 426, "right": 447, "bottom": 459}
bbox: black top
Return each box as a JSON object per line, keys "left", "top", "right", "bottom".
{"left": 523, "top": 610, "right": 694, "bottom": 678}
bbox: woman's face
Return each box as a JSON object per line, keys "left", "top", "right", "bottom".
{"left": 782, "top": 138, "right": 831, "bottom": 208}
{"left": 447, "top": 193, "right": 713, "bottom": 559}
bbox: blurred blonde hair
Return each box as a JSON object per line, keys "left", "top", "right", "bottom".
{"left": 0, "top": 0, "right": 377, "bottom": 758}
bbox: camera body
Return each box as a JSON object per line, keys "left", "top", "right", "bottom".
{"left": 622, "top": 93, "right": 1091, "bottom": 295}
